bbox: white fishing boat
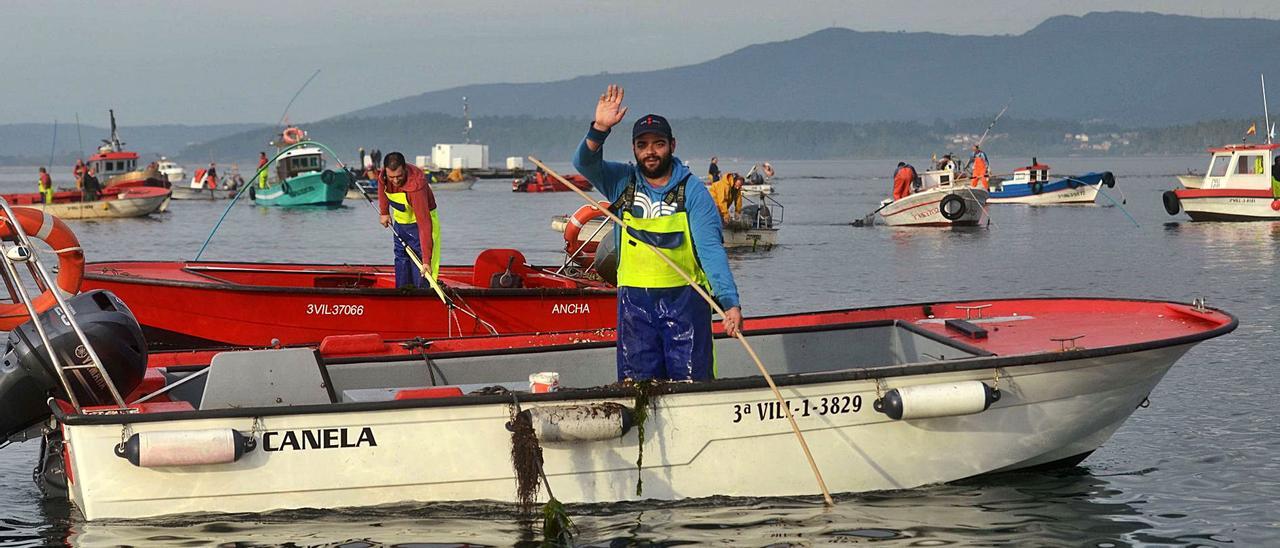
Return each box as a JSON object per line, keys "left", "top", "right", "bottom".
{"left": 553, "top": 193, "right": 782, "bottom": 252}
{"left": 1162, "top": 143, "right": 1280, "bottom": 221}
{"left": 987, "top": 162, "right": 1116, "bottom": 205}
{"left": 0, "top": 202, "right": 1236, "bottom": 522}
{"left": 156, "top": 158, "right": 186, "bottom": 185}
{"left": 877, "top": 167, "right": 989, "bottom": 227}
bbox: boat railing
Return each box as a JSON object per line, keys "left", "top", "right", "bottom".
{"left": 742, "top": 192, "right": 784, "bottom": 228}
{"left": 0, "top": 198, "right": 131, "bottom": 414}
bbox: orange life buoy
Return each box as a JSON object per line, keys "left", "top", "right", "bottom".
{"left": 0, "top": 209, "right": 85, "bottom": 329}
{"left": 563, "top": 202, "right": 610, "bottom": 250}
{"left": 281, "top": 127, "right": 305, "bottom": 145}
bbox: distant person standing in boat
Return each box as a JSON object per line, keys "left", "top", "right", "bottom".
{"left": 892, "top": 162, "right": 917, "bottom": 200}
{"left": 37, "top": 167, "right": 53, "bottom": 204}
{"left": 205, "top": 163, "right": 219, "bottom": 189}
{"left": 79, "top": 169, "right": 100, "bottom": 202}
{"left": 376, "top": 151, "right": 439, "bottom": 289}
{"left": 573, "top": 84, "right": 742, "bottom": 383}
{"left": 257, "top": 152, "right": 269, "bottom": 188}
{"left": 708, "top": 156, "right": 721, "bottom": 182}
{"left": 970, "top": 145, "right": 989, "bottom": 189}
{"left": 709, "top": 172, "right": 744, "bottom": 226}
{"left": 1272, "top": 156, "right": 1280, "bottom": 198}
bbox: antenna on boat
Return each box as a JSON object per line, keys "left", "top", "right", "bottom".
{"left": 1263, "top": 74, "right": 1274, "bottom": 145}
{"left": 462, "top": 96, "right": 472, "bottom": 144}
{"left": 74, "top": 113, "right": 84, "bottom": 160}
{"left": 104, "top": 109, "right": 124, "bottom": 152}
{"left": 277, "top": 69, "right": 321, "bottom": 128}
{"left": 46, "top": 120, "right": 57, "bottom": 169}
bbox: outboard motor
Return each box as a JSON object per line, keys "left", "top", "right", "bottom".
{"left": 0, "top": 290, "right": 148, "bottom": 439}
{"left": 590, "top": 227, "right": 618, "bottom": 285}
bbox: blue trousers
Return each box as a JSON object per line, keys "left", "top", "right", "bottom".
{"left": 616, "top": 286, "right": 713, "bottom": 382}
{"left": 392, "top": 222, "right": 427, "bottom": 289}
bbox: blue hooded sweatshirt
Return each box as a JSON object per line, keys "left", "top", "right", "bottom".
{"left": 573, "top": 132, "right": 741, "bottom": 310}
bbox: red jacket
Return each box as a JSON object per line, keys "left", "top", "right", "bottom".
{"left": 377, "top": 164, "right": 437, "bottom": 256}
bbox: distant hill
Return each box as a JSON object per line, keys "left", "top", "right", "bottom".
{"left": 346, "top": 12, "right": 1280, "bottom": 126}
{"left": 0, "top": 122, "right": 267, "bottom": 166}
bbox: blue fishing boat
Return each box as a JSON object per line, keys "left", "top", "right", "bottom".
{"left": 988, "top": 162, "right": 1115, "bottom": 205}
{"left": 250, "top": 127, "right": 349, "bottom": 207}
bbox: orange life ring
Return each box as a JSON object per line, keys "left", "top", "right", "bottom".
{"left": 563, "top": 202, "right": 610, "bottom": 249}
{"left": 0, "top": 209, "right": 85, "bottom": 329}
{"left": 281, "top": 127, "right": 305, "bottom": 145}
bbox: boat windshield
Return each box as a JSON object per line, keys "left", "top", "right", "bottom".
{"left": 1208, "top": 155, "right": 1231, "bottom": 177}
{"left": 284, "top": 154, "right": 324, "bottom": 178}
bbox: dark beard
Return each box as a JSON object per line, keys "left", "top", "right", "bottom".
{"left": 638, "top": 155, "right": 673, "bottom": 180}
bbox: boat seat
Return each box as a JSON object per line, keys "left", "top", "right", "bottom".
{"left": 199, "top": 348, "right": 336, "bottom": 410}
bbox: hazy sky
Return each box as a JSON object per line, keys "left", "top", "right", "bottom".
{"left": 2, "top": 0, "right": 1276, "bottom": 125}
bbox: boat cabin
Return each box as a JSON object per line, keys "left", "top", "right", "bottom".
{"left": 1009, "top": 163, "right": 1050, "bottom": 184}
{"left": 1196, "top": 143, "right": 1278, "bottom": 190}
{"left": 276, "top": 147, "right": 326, "bottom": 181}
{"left": 87, "top": 150, "right": 139, "bottom": 180}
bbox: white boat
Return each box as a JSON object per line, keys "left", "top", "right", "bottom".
{"left": 878, "top": 167, "right": 989, "bottom": 227}
{"left": 553, "top": 194, "right": 782, "bottom": 251}
{"left": 156, "top": 158, "right": 186, "bottom": 185}
{"left": 987, "top": 162, "right": 1115, "bottom": 205}
{"left": 1163, "top": 144, "right": 1280, "bottom": 221}
{"left": 1177, "top": 173, "right": 1204, "bottom": 189}
{"left": 15, "top": 294, "right": 1232, "bottom": 521}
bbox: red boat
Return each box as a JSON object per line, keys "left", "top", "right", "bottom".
{"left": 513, "top": 171, "right": 592, "bottom": 192}
{"left": 84, "top": 109, "right": 170, "bottom": 191}
{"left": 81, "top": 248, "right": 617, "bottom": 350}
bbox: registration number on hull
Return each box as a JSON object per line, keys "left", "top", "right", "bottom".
{"left": 305, "top": 304, "right": 366, "bottom": 316}
{"left": 731, "top": 395, "right": 862, "bottom": 423}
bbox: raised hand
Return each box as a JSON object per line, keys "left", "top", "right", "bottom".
{"left": 593, "top": 84, "right": 628, "bottom": 131}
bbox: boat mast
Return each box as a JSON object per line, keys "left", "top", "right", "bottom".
{"left": 1263, "top": 74, "right": 1273, "bottom": 145}
{"left": 462, "top": 96, "right": 473, "bottom": 144}
{"left": 106, "top": 109, "right": 124, "bottom": 152}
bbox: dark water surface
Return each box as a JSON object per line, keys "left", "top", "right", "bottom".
{"left": 0, "top": 156, "right": 1277, "bottom": 546}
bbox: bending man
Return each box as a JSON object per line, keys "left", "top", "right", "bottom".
{"left": 377, "top": 151, "right": 439, "bottom": 288}
{"left": 573, "top": 85, "right": 743, "bottom": 383}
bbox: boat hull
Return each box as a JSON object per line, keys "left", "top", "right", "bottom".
{"left": 62, "top": 342, "right": 1193, "bottom": 520}
{"left": 879, "top": 187, "right": 988, "bottom": 226}
{"left": 9, "top": 188, "right": 170, "bottom": 219}
{"left": 81, "top": 261, "right": 617, "bottom": 349}
{"left": 253, "top": 172, "right": 347, "bottom": 207}
{"left": 1177, "top": 174, "right": 1204, "bottom": 189}
{"left": 1172, "top": 189, "right": 1280, "bottom": 221}
{"left": 171, "top": 187, "right": 234, "bottom": 200}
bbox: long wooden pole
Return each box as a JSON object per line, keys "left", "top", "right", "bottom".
{"left": 528, "top": 156, "right": 834, "bottom": 506}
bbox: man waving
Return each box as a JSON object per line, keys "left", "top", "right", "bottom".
{"left": 573, "top": 85, "right": 743, "bottom": 383}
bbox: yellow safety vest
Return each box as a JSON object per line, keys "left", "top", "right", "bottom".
{"left": 385, "top": 190, "right": 442, "bottom": 277}
{"left": 613, "top": 175, "right": 709, "bottom": 289}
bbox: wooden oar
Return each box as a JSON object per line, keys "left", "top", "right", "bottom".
{"left": 527, "top": 156, "right": 835, "bottom": 506}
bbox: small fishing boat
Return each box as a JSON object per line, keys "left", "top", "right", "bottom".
{"left": 554, "top": 193, "right": 783, "bottom": 252}
{"left": 156, "top": 157, "right": 186, "bottom": 185}
{"left": 987, "top": 162, "right": 1116, "bottom": 205}
{"left": 79, "top": 248, "right": 617, "bottom": 350}
{"left": 877, "top": 167, "right": 988, "bottom": 227}
{"left": 169, "top": 168, "right": 236, "bottom": 200}
{"left": 2, "top": 186, "right": 170, "bottom": 219}
{"left": 250, "top": 128, "right": 349, "bottom": 207}
{"left": 84, "top": 110, "right": 170, "bottom": 191}
{"left": 513, "top": 171, "right": 592, "bottom": 192}
{"left": 346, "top": 177, "right": 376, "bottom": 201}
{"left": 7, "top": 290, "right": 1234, "bottom": 520}
{"left": 430, "top": 170, "right": 477, "bottom": 191}
{"left": 1162, "top": 143, "right": 1280, "bottom": 221}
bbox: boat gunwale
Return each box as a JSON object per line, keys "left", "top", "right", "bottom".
{"left": 84, "top": 260, "right": 615, "bottom": 296}
{"left": 58, "top": 298, "right": 1238, "bottom": 426}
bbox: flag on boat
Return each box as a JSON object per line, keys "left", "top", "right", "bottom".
{"left": 1246, "top": 122, "right": 1257, "bottom": 136}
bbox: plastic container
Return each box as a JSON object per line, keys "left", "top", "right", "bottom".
{"left": 529, "top": 372, "right": 560, "bottom": 393}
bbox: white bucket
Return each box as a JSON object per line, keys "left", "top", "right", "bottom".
{"left": 529, "top": 372, "right": 560, "bottom": 393}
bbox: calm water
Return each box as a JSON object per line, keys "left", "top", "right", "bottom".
{"left": 0, "top": 156, "right": 1278, "bottom": 546}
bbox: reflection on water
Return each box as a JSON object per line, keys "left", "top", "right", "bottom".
{"left": 1, "top": 157, "right": 1278, "bottom": 545}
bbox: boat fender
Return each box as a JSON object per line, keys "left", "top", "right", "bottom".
{"left": 248, "top": 186, "right": 256, "bottom": 200}
{"left": 1102, "top": 171, "right": 1116, "bottom": 188}
{"left": 938, "top": 194, "right": 967, "bottom": 221}
{"left": 1161, "top": 190, "right": 1181, "bottom": 215}
{"left": 873, "top": 381, "right": 1000, "bottom": 420}
{"left": 521, "top": 402, "right": 633, "bottom": 442}
{"left": 115, "top": 428, "right": 256, "bottom": 467}
{"left": 1271, "top": 200, "right": 1280, "bottom": 211}
{"left": 321, "top": 170, "right": 335, "bottom": 184}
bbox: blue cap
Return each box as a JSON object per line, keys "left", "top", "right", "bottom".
{"left": 633, "top": 114, "right": 673, "bottom": 140}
